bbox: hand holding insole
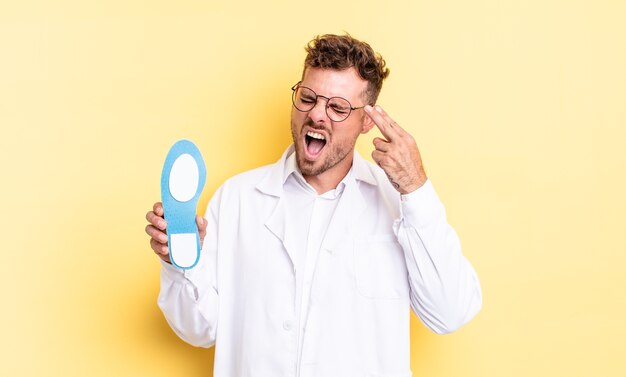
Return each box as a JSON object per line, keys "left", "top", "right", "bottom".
{"left": 161, "top": 140, "right": 206, "bottom": 269}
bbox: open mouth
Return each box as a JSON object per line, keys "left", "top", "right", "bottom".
{"left": 304, "top": 130, "right": 327, "bottom": 159}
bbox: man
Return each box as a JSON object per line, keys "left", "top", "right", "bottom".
{"left": 145, "top": 34, "right": 482, "bottom": 377}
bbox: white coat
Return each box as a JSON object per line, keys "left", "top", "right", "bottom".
{"left": 158, "top": 145, "right": 482, "bottom": 377}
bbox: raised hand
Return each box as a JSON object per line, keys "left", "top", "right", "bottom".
{"left": 365, "top": 105, "right": 427, "bottom": 194}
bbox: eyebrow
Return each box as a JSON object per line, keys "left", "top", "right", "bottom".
{"left": 303, "top": 85, "right": 352, "bottom": 100}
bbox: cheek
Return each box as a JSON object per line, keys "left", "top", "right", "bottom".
{"left": 291, "top": 109, "right": 306, "bottom": 129}
{"left": 333, "top": 121, "right": 362, "bottom": 142}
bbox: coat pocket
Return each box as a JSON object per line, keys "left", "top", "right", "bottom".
{"left": 354, "top": 234, "right": 409, "bottom": 299}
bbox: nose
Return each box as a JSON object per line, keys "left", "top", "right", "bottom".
{"left": 308, "top": 97, "right": 330, "bottom": 124}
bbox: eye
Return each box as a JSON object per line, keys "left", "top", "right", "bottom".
{"left": 329, "top": 103, "right": 349, "bottom": 114}
{"left": 300, "top": 96, "right": 316, "bottom": 104}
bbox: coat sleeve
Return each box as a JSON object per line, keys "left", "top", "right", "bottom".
{"left": 393, "top": 179, "right": 482, "bottom": 334}
{"left": 157, "top": 190, "right": 221, "bottom": 348}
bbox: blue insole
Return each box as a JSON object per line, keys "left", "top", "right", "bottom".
{"left": 160, "top": 140, "right": 206, "bottom": 269}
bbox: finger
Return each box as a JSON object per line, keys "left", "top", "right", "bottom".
{"left": 364, "top": 105, "right": 392, "bottom": 137}
{"left": 150, "top": 238, "right": 169, "bottom": 255}
{"left": 364, "top": 105, "right": 399, "bottom": 141}
{"left": 196, "top": 215, "right": 204, "bottom": 227}
{"left": 146, "top": 211, "right": 167, "bottom": 230}
{"left": 145, "top": 224, "right": 168, "bottom": 244}
{"left": 373, "top": 105, "right": 407, "bottom": 134}
{"left": 373, "top": 105, "right": 413, "bottom": 141}
{"left": 153, "top": 202, "right": 164, "bottom": 217}
{"left": 148, "top": 211, "right": 167, "bottom": 230}
{"left": 371, "top": 149, "right": 386, "bottom": 166}
{"left": 197, "top": 215, "right": 207, "bottom": 235}
{"left": 374, "top": 107, "right": 421, "bottom": 151}
{"left": 372, "top": 137, "right": 392, "bottom": 152}
{"left": 154, "top": 241, "right": 172, "bottom": 264}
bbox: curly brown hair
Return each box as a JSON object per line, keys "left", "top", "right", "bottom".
{"left": 303, "top": 34, "right": 390, "bottom": 105}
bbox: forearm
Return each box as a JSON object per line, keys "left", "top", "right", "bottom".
{"left": 158, "top": 259, "right": 219, "bottom": 347}
{"left": 394, "top": 180, "right": 482, "bottom": 334}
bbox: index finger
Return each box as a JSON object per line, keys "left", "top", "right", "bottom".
{"left": 146, "top": 210, "right": 167, "bottom": 230}
{"left": 364, "top": 105, "right": 399, "bottom": 141}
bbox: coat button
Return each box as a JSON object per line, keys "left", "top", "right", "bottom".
{"left": 283, "top": 320, "right": 293, "bottom": 331}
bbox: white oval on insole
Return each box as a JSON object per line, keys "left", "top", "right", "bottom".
{"left": 169, "top": 153, "right": 199, "bottom": 202}
{"left": 170, "top": 233, "right": 197, "bottom": 268}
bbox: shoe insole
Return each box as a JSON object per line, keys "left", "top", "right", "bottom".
{"left": 160, "top": 139, "right": 206, "bottom": 269}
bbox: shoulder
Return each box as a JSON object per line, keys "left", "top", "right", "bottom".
{"left": 223, "top": 164, "right": 274, "bottom": 190}
{"left": 205, "top": 162, "right": 275, "bottom": 216}
{"left": 223, "top": 146, "right": 293, "bottom": 192}
{"left": 210, "top": 146, "right": 293, "bottom": 205}
{"left": 353, "top": 152, "right": 399, "bottom": 197}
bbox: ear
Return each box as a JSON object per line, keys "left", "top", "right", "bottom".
{"left": 360, "top": 112, "right": 376, "bottom": 134}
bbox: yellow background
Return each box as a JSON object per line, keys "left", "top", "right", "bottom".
{"left": 1, "top": 0, "right": 624, "bottom": 376}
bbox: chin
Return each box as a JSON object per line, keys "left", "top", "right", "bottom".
{"left": 296, "top": 152, "right": 322, "bottom": 176}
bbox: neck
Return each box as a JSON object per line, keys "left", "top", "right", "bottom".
{"left": 303, "top": 154, "right": 354, "bottom": 194}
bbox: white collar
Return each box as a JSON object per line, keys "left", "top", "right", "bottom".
{"left": 256, "top": 144, "right": 377, "bottom": 197}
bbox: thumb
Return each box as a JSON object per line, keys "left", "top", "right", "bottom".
{"left": 196, "top": 215, "right": 207, "bottom": 231}
{"left": 197, "top": 215, "right": 207, "bottom": 247}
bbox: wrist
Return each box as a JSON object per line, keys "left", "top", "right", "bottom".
{"left": 399, "top": 176, "right": 427, "bottom": 195}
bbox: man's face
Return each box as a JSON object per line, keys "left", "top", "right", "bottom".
{"left": 291, "top": 67, "right": 372, "bottom": 177}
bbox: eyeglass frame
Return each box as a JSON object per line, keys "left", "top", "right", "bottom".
{"left": 291, "top": 81, "right": 370, "bottom": 122}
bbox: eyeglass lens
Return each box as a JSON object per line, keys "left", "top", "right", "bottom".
{"left": 293, "top": 86, "right": 352, "bottom": 122}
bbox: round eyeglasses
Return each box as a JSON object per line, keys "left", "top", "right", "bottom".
{"left": 291, "top": 82, "right": 368, "bottom": 122}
